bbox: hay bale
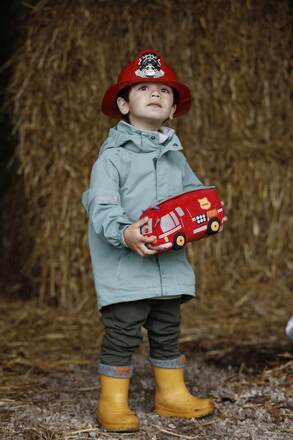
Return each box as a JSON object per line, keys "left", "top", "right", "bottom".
{"left": 5, "top": 0, "right": 292, "bottom": 310}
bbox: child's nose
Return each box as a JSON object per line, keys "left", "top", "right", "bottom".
{"left": 151, "top": 89, "right": 160, "bottom": 97}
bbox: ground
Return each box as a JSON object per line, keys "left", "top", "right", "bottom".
{"left": 0, "top": 296, "right": 292, "bottom": 440}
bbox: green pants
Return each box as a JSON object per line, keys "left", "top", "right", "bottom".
{"left": 99, "top": 298, "right": 182, "bottom": 376}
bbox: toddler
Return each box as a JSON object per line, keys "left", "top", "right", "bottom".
{"left": 82, "top": 49, "right": 215, "bottom": 432}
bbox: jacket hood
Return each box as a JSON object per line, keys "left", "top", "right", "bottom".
{"left": 99, "top": 120, "right": 182, "bottom": 155}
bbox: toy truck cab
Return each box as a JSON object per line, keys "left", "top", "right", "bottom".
{"left": 140, "top": 186, "right": 224, "bottom": 253}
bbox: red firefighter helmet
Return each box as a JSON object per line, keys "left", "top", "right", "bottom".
{"left": 101, "top": 49, "right": 192, "bottom": 118}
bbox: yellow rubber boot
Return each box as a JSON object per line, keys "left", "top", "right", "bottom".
{"left": 152, "top": 366, "right": 214, "bottom": 418}
{"left": 97, "top": 375, "right": 140, "bottom": 432}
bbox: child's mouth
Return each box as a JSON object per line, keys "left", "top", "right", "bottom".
{"left": 148, "top": 103, "right": 162, "bottom": 108}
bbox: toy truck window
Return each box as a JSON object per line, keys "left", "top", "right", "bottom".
{"left": 170, "top": 211, "right": 180, "bottom": 226}
{"left": 160, "top": 214, "right": 176, "bottom": 232}
{"left": 141, "top": 218, "right": 153, "bottom": 234}
{"left": 175, "top": 207, "right": 184, "bottom": 217}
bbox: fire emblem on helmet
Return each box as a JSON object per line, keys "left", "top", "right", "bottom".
{"left": 135, "top": 52, "right": 165, "bottom": 78}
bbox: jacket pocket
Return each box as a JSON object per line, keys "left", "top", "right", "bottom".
{"left": 117, "top": 250, "right": 159, "bottom": 289}
{"left": 116, "top": 248, "right": 130, "bottom": 279}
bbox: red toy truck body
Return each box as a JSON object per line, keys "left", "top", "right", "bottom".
{"left": 140, "top": 186, "right": 225, "bottom": 253}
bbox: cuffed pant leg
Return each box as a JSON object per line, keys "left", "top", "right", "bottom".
{"left": 100, "top": 300, "right": 151, "bottom": 369}
{"left": 98, "top": 362, "right": 133, "bottom": 378}
{"left": 144, "top": 298, "right": 182, "bottom": 360}
{"left": 149, "top": 354, "right": 186, "bottom": 369}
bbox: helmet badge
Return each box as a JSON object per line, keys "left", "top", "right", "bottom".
{"left": 135, "top": 52, "right": 165, "bottom": 78}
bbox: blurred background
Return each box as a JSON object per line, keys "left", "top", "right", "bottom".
{"left": 0, "top": 0, "right": 292, "bottom": 334}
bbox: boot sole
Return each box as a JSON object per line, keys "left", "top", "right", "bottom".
{"left": 97, "top": 417, "right": 140, "bottom": 432}
{"left": 155, "top": 404, "right": 214, "bottom": 419}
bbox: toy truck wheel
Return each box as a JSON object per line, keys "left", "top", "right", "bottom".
{"left": 173, "top": 233, "right": 186, "bottom": 250}
{"left": 207, "top": 218, "right": 220, "bottom": 234}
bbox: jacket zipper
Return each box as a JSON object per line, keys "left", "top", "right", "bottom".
{"left": 153, "top": 156, "right": 163, "bottom": 296}
{"left": 153, "top": 157, "right": 158, "bottom": 202}
{"left": 156, "top": 254, "right": 163, "bottom": 296}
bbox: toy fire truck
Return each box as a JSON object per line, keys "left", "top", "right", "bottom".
{"left": 140, "top": 186, "right": 225, "bottom": 253}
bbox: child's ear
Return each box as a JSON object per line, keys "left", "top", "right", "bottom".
{"left": 169, "top": 104, "right": 176, "bottom": 120}
{"left": 117, "top": 97, "right": 130, "bottom": 115}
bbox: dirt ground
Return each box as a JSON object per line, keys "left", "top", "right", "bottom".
{"left": 0, "top": 296, "right": 292, "bottom": 440}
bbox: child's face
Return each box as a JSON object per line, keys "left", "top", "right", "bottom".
{"left": 117, "top": 82, "right": 176, "bottom": 131}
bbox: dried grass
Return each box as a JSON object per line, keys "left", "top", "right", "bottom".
{"left": 3, "top": 0, "right": 293, "bottom": 312}
{"left": 0, "top": 293, "right": 292, "bottom": 439}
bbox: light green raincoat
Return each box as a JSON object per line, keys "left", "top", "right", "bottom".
{"left": 82, "top": 121, "right": 203, "bottom": 309}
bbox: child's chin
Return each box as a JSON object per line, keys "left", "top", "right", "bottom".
{"left": 143, "top": 112, "right": 167, "bottom": 122}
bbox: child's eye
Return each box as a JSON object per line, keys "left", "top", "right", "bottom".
{"left": 161, "top": 87, "right": 170, "bottom": 94}
{"left": 138, "top": 85, "right": 148, "bottom": 91}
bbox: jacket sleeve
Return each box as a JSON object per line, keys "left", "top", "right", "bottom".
{"left": 182, "top": 158, "right": 204, "bottom": 191}
{"left": 82, "top": 152, "right": 132, "bottom": 248}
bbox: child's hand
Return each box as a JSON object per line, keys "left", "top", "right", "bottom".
{"left": 220, "top": 201, "right": 228, "bottom": 232}
{"left": 123, "top": 217, "right": 157, "bottom": 256}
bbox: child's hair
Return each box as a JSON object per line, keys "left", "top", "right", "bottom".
{"left": 117, "top": 86, "right": 179, "bottom": 123}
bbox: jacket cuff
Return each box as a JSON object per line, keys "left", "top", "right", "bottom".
{"left": 120, "top": 224, "right": 130, "bottom": 248}
{"left": 98, "top": 363, "right": 133, "bottom": 378}
{"left": 149, "top": 354, "right": 186, "bottom": 369}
